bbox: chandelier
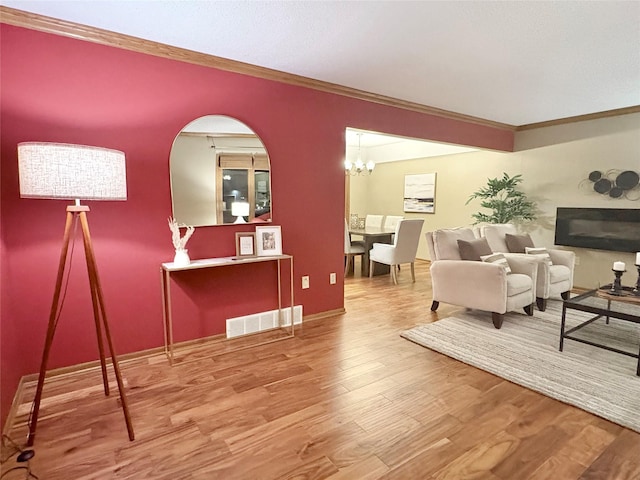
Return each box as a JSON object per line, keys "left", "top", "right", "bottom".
{"left": 345, "top": 133, "right": 375, "bottom": 175}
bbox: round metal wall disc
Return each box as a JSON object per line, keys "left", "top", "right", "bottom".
{"left": 615, "top": 170, "right": 639, "bottom": 190}
{"left": 588, "top": 170, "right": 602, "bottom": 182}
{"left": 609, "top": 186, "right": 623, "bottom": 198}
{"left": 593, "top": 178, "right": 611, "bottom": 193}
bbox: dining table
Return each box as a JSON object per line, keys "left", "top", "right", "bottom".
{"left": 348, "top": 226, "right": 396, "bottom": 276}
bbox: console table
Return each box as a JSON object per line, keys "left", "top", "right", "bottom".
{"left": 161, "top": 254, "right": 294, "bottom": 365}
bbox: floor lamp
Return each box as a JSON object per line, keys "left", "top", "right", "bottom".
{"left": 17, "top": 142, "right": 135, "bottom": 446}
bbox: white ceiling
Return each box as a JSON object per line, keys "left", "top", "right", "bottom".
{"left": 3, "top": 1, "right": 639, "bottom": 126}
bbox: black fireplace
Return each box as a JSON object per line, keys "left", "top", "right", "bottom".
{"left": 555, "top": 208, "right": 640, "bottom": 253}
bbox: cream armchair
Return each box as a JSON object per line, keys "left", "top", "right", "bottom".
{"left": 426, "top": 228, "right": 538, "bottom": 329}
{"left": 481, "top": 224, "right": 575, "bottom": 311}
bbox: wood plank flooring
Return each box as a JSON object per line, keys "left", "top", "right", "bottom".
{"left": 3, "top": 260, "right": 639, "bottom": 479}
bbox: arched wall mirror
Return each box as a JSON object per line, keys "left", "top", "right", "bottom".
{"left": 170, "top": 115, "right": 272, "bottom": 226}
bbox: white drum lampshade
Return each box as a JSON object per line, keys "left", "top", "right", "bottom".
{"left": 18, "top": 142, "right": 127, "bottom": 201}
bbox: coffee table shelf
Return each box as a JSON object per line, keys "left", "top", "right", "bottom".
{"left": 560, "top": 286, "right": 640, "bottom": 376}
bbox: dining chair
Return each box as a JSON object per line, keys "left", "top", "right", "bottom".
{"left": 345, "top": 220, "right": 365, "bottom": 275}
{"left": 365, "top": 214, "right": 384, "bottom": 229}
{"left": 383, "top": 215, "right": 404, "bottom": 230}
{"left": 369, "top": 219, "right": 424, "bottom": 284}
{"left": 381, "top": 215, "right": 404, "bottom": 271}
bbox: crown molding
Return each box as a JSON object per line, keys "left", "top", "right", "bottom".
{"left": 0, "top": 6, "right": 516, "bottom": 132}
{"left": 516, "top": 105, "right": 640, "bottom": 131}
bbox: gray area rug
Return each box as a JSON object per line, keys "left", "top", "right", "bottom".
{"left": 401, "top": 300, "right": 640, "bottom": 433}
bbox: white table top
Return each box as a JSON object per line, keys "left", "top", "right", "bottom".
{"left": 348, "top": 227, "right": 395, "bottom": 236}
{"left": 162, "top": 254, "right": 292, "bottom": 272}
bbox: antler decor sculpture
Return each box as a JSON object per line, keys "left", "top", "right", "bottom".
{"left": 168, "top": 217, "right": 195, "bottom": 266}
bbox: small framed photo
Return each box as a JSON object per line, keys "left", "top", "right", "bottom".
{"left": 235, "top": 232, "right": 256, "bottom": 257}
{"left": 255, "top": 225, "right": 282, "bottom": 256}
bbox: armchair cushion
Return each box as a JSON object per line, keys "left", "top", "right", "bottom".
{"left": 457, "top": 237, "right": 492, "bottom": 261}
{"left": 505, "top": 255, "right": 539, "bottom": 298}
{"left": 505, "top": 233, "right": 535, "bottom": 253}
{"left": 507, "top": 273, "right": 533, "bottom": 296}
{"left": 432, "top": 228, "right": 476, "bottom": 260}
{"left": 481, "top": 224, "right": 517, "bottom": 252}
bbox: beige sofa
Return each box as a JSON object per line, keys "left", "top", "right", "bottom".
{"left": 426, "top": 227, "right": 538, "bottom": 329}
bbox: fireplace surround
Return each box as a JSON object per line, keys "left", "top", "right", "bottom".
{"left": 555, "top": 208, "right": 640, "bottom": 253}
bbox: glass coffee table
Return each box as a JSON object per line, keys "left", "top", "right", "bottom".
{"left": 560, "top": 286, "right": 640, "bottom": 376}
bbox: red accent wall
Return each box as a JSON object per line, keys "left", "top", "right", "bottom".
{"left": 0, "top": 24, "right": 513, "bottom": 425}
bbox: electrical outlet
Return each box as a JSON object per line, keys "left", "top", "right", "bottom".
{"left": 302, "top": 275, "right": 310, "bottom": 289}
{"left": 574, "top": 256, "right": 580, "bottom": 265}
{"left": 330, "top": 272, "right": 337, "bottom": 284}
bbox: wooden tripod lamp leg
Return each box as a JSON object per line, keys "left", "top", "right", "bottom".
{"left": 78, "top": 211, "right": 135, "bottom": 441}
{"left": 27, "top": 211, "right": 75, "bottom": 447}
{"left": 78, "top": 211, "right": 110, "bottom": 397}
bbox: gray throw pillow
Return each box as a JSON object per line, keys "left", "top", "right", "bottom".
{"left": 457, "top": 237, "right": 492, "bottom": 261}
{"left": 505, "top": 233, "right": 535, "bottom": 253}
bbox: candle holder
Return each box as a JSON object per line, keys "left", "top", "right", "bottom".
{"left": 609, "top": 269, "right": 625, "bottom": 296}
{"left": 633, "top": 264, "right": 640, "bottom": 296}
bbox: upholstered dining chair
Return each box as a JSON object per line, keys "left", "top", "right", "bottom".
{"left": 369, "top": 219, "right": 424, "bottom": 284}
{"left": 383, "top": 215, "right": 405, "bottom": 271}
{"left": 426, "top": 227, "right": 538, "bottom": 329}
{"left": 480, "top": 224, "right": 575, "bottom": 311}
{"left": 383, "top": 215, "right": 404, "bottom": 230}
{"left": 365, "top": 214, "right": 384, "bottom": 228}
{"left": 345, "top": 219, "right": 365, "bottom": 275}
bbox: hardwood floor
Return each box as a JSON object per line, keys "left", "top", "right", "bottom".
{"left": 3, "top": 260, "right": 639, "bottom": 479}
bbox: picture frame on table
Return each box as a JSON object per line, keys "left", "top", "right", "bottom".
{"left": 255, "top": 225, "right": 282, "bottom": 256}
{"left": 235, "top": 232, "right": 256, "bottom": 257}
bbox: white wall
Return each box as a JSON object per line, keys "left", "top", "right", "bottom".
{"left": 348, "top": 112, "right": 640, "bottom": 289}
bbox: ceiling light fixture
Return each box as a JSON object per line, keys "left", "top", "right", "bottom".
{"left": 345, "top": 133, "right": 374, "bottom": 175}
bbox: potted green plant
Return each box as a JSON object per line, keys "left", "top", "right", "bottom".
{"left": 466, "top": 173, "right": 536, "bottom": 224}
